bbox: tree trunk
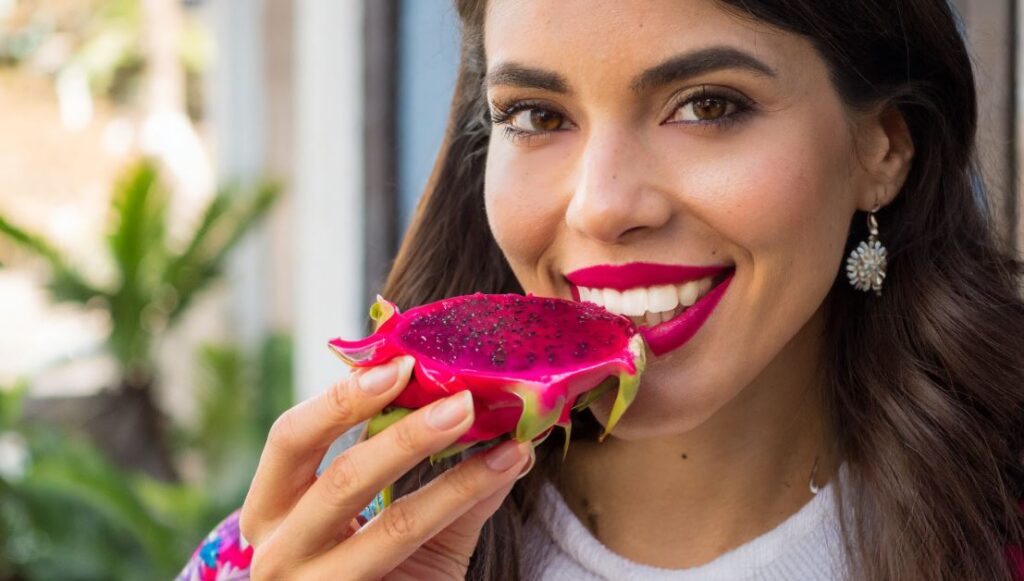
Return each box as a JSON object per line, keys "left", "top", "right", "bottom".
{"left": 23, "top": 380, "right": 179, "bottom": 482}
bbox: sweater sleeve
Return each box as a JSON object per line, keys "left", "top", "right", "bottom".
{"left": 176, "top": 511, "right": 253, "bottom": 581}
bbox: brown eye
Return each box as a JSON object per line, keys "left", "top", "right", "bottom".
{"left": 692, "top": 97, "right": 727, "bottom": 120}
{"left": 668, "top": 92, "right": 741, "bottom": 124}
{"left": 511, "top": 108, "right": 567, "bottom": 132}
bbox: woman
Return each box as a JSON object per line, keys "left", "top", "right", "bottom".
{"left": 180, "top": 0, "right": 1024, "bottom": 579}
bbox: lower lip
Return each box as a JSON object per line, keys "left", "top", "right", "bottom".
{"left": 638, "top": 271, "right": 734, "bottom": 356}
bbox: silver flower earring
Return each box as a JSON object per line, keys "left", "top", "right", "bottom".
{"left": 845, "top": 203, "right": 887, "bottom": 296}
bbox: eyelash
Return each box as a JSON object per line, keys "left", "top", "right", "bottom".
{"left": 489, "top": 99, "right": 564, "bottom": 145}
{"left": 489, "top": 86, "right": 756, "bottom": 144}
{"left": 667, "top": 86, "right": 756, "bottom": 129}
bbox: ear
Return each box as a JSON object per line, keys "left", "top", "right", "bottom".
{"left": 852, "top": 103, "right": 915, "bottom": 211}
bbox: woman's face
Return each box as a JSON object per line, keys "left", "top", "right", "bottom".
{"left": 483, "top": 0, "right": 883, "bottom": 439}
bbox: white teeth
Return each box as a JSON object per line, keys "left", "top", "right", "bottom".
{"left": 577, "top": 274, "right": 720, "bottom": 322}
{"left": 602, "top": 288, "right": 623, "bottom": 313}
{"left": 678, "top": 281, "right": 700, "bottom": 307}
{"left": 647, "top": 284, "right": 679, "bottom": 312}
{"left": 620, "top": 287, "right": 648, "bottom": 316}
{"left": 698, "top": 277, "right": 713, "bottom": 296}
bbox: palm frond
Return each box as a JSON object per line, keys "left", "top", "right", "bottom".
{"left": 26, "top": 432, "right": 183, "bottom": 572}
{"left": 0, "top": 215, "right": 106, "bottom": 304}
{"left": 104, "top": 161, "right": 170, "bottom": 369}
{"left": 164, "top": 181, "right": 280, "bottom": 324}
{"left": 106, "top": 160, "right": 167, "bottom": 293}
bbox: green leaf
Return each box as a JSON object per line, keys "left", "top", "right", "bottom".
{"left": 0, "top": 382, "right": 28, "bottom": 430}
{"left": 105, "top": 161, "right": 169, "bottom": 370}
{"left": 106, "top": 160, "right": 167, "bottom": 287}
{"left": 0, "top": 214, "right": 63, "bottom": 264}
{"left": 164, "top": 181, "right": 280, "bottom": 325}
{"left": 0, "top": 215, "right": 105, "bottom": 305}
{"left": 24, "top": 431, "right": 183, "bottom": 573}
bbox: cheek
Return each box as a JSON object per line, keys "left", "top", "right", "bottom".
{"left": 484, "top": 138, "right": 570, "bottom": 276}
{"left": 681, "top": 115, "right": 854, "bottom": 279}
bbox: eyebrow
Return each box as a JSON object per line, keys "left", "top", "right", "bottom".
{"left": 484, "top": 46, "right": 777, "bottom": 95}
{"left": 485, "top": 63, "right": 571, "bottom": 94}
{"left": 631, "top": 46, "right": 777, "bottom": 93}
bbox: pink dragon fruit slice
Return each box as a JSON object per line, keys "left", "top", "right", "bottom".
{"left": 328, "top": 293, "right": 646, "bottom": 462}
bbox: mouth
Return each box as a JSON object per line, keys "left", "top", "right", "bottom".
{"left": 566, "top": 263, "right": 735, "bottom": 356}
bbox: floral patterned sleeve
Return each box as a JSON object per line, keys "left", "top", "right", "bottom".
{"left": 177, "top": 511, "right": 253, "bottom": 581}
{"left": 178, "top": 498, "right": 385, "bottom": 579}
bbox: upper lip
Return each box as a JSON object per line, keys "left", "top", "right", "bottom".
{"left": 565, "top": 262, "right": 733, "bottom": 290}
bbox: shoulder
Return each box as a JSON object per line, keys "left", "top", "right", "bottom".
{"left": 177, "top": 510, "right": 253, "bottom": 581}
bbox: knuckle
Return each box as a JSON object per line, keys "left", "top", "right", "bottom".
{"left": 390, "top": 420, "right": 421, "bottom": 456}
{"left": 249, "top": 545, "right": 288, "bottom": 580}
{"left": 321, "top": 452, "right": 362, "bottom": 501}
{"left": 237, "top": 507, "right": 260, "bottom": 547}
{"left": 445, "top": 463, "right": 481, "bottom": 500}
{"left": 325, "top": 378, "right": 357, "bottom": 424}
{"left": 419, "top": 543, "right": 472, "bottom": 575}
{"left": 266, "top": 411, "right": 300, "bottom": 454}
{"left": 380, "top": 501, "right": 418, "bottom": 540}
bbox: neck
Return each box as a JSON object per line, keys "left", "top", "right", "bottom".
{"left": 554, "top": 310, "right": 838, "bottom": 569}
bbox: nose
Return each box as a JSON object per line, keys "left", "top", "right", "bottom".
{"left": 565, "top": 128, "right": 673, "bottom": 244}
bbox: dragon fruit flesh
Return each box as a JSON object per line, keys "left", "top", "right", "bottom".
{"left": 328, "top": 293, "right": 647, "bottom": 462}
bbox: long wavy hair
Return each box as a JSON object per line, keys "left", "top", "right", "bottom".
{"left": 380, "top": 1, "right": 1024, "bottom": 579}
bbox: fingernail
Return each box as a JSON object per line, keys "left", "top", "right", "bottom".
{"left": 486, "top": 441, "right": 527, "bottom": 472}
{"left": 426, "top": 391, "right": 473, "bottom": 430}
{"left": 515, "top": 446, "right": 537, "bottom": 480}
{"left": 357, "top": 360, "right": 401, "bottom": 394}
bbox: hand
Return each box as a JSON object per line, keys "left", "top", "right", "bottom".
{"left": 239, "top": 356, "right": 535, "bottom": 580}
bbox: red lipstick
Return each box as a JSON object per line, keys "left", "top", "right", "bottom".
{"left": 565, "top": 262, "right": 728, "bottom": 290}
{"left": 564, "top": 262, "right": 734, "bottom": 356}
{"left": 638, "top": 272, "right": 733, "bottom": 355}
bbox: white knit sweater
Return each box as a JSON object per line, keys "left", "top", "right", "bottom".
{"left": 519, "top": 466, "right": 849, "bottom": 580}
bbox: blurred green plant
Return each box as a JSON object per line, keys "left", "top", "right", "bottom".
{"left": 0, "top": 334, "right": 293, "bottom": 579}
{"left": 0, "top": 159, "right": 279, "bottom": 384}
{"left": 0, "top": 151, "right": 286, "bottom": 577}
{"left": 0, "top": 159, "right": 279, "bottom": 480}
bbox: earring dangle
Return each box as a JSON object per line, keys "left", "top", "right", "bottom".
{"left": 808, "top": 455, "right": 821, "bottom": 496}
{"left": 845, "top": 204, "right": 887, "bottom": 296}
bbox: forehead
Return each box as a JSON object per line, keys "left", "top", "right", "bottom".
{"left": 484, "top": 0, "right": 809, "bottom": 87}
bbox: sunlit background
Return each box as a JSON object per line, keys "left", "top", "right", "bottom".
{"left": 0, "top": 0, "right": 1020, "bottom": 577}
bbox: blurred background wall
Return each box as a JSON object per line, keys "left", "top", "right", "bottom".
{"left": 0, "top": 0, "right": 1020, "bottom": 577}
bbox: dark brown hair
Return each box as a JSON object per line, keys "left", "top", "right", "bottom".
{"left": 382, "top": 1, "right": 1024, "bottom": 579}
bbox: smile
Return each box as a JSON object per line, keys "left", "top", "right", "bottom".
{"left": 566, "top": 262, "right": 735, "bottom": 356}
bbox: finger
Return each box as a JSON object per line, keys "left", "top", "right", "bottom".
{"left": 422, "top": 445, "right": 536, "bottom": 558}
{"left": 240, "top": 356, "right": 414, "bottom": 545}
{"left": 265, "top": 391, "right": 476, "bottom": 560}
{"left": 363, "top": 480, "right": 520, "bottom": 581}
{"left": 311, "top": 440, "right": 532, "bottom": 580}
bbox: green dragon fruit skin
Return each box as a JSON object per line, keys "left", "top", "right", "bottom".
{"left": 328, "top": 293, "right": 646, "bottom": 459}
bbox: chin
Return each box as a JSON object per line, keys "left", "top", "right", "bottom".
{"left": 586, "top": 384, "right": 723, "bottom": 441}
